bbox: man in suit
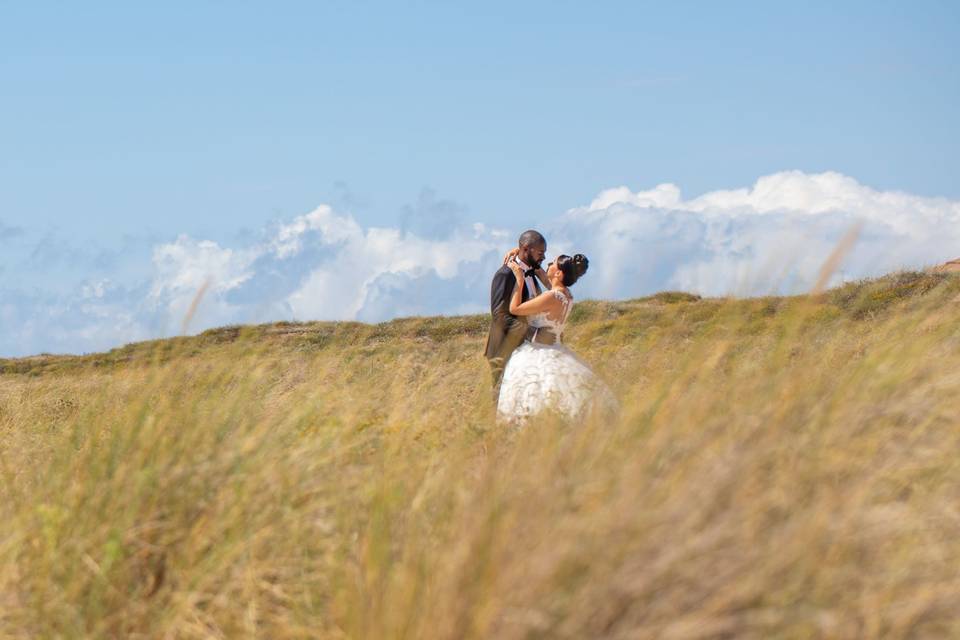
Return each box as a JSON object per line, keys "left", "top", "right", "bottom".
{"left": 484, "top": 229, "right": 547, "bottom": 403}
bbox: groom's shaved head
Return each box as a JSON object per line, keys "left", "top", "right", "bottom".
{"left": 517, "top": 229, "right": 547, "bottom": 269}
{"left": 518, "top": 229, "right": 545, "bottom": 248}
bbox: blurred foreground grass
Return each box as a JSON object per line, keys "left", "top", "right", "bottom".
{"left": 2, "top": 272, "right": 959, "bottom": 638}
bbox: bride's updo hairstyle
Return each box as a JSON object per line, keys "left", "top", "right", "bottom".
{"left": 557, "top": 254, "right": 589, "bottom": 286}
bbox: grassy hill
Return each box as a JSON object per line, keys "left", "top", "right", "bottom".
{"left": 2, "top": 271, "right": 959, "bottom": 638}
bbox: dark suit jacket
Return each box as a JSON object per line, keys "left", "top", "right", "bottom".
{"left": 484, "top": 264, "right": 538, "bottom": 363}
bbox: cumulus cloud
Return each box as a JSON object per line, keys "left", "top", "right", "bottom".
{"left": 2, "top": 171, "right": 959, "bottom": 357}
{"left": 557, "top": 171, "right": 960, "bottom": 299}
{"left": 147, "top": 236, "right": 258, "bottom": 334}
{"left": 141, "top": 204, "right": 507, "bottom": 339}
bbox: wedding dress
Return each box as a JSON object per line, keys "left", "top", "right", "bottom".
{"left": 496, "top": 289, "right": 617, "bottom": 424}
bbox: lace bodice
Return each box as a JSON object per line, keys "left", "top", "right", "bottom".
{"left": 528, "top": 289, "right": 573, "bottom": 339}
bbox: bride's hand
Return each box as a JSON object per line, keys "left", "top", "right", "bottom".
{"left": 535, "top": 267, "right": 552, "bottom": 290}
{"left": 507, "top": 261, "right": 524, "bottom": 280}
{"left": 502, "top": 247, "right": 519, "bottom": 264}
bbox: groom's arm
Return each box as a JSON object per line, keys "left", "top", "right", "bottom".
{"left": 490, "top": 269, "right": 516, "bottom": 321}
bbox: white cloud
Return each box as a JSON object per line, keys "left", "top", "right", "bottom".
{"left": 555, "top": 171, "right": 960, "bottom": 299}
{"left": 145, "top": 205, "right": 505, "bottom": 329}
{"left": 146, "top": 235, "right": 258, "bottom": 335}
{"left": 274, "top": 209, "right": 499, "bottom": 320}
{"left": 589, "top": 183, "right": 683, "bottom": 210}
{"left": 270, "top": 205, "right": 362, "bottom": 258}
{"left": 2, "top": 171, "right": 959, "bottom": 357}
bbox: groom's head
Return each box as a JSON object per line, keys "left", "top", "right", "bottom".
{"left": 517, "top": 230, "right": 547, "bottom": 269}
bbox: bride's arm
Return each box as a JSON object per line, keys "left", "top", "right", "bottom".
{"left": 503, "top": 248, "right": 552, "bottom": 291}
{"left": 506, "top": 262, "right": 526, "bottom": 314}
{"left": 511, "top": 291, "right": 555, "bottom": 316}
{"left": 535, "top": 267, "right": 551, "bottom": 291}
{"left": 506, "top": 263, "right": 557, "bottom": 316}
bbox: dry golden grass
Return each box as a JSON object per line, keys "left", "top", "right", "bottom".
{"left": 2, "top": 271, "right": 959, "bottom": 638}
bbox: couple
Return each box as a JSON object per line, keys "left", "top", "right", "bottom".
{"left": 484, "top": 229, "right": 616, "bottom": 424}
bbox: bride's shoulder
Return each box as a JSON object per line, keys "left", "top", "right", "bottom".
{"left": 553, "top": 288, "right": 572, "bottom": 302}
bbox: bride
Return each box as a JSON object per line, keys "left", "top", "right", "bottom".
{"left": 497, "top": 252, "right": 617, "bottom": 424}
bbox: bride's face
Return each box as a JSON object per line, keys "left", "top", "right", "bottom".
{"left": 546, "top": 261, "right": 563, "bottom": 285}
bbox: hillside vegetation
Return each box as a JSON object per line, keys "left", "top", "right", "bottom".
{"left": 2, "top": 272, "right": 959, "bottom": 639}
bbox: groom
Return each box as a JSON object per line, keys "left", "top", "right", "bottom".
{"left": 484, "top": 229, "right": 547, "bottom": 402}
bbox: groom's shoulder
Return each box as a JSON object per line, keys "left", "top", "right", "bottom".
{"left": 493, "top": 264, "right": 512, "bottom": 278}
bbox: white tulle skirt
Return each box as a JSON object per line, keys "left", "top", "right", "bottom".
{"left": 496, "top": 341, "right": 617, "bottom": 424}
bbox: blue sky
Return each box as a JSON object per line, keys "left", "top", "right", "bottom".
{"left": 1, "top": 2, "right": 958, "bottom": 355}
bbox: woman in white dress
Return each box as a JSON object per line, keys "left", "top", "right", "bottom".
{"left": 496, "top": 253, "right": 617, "bottom": 424}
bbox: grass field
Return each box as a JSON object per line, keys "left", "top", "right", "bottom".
{"left": 2, "top": 271, "right": 959, "bottom": 638}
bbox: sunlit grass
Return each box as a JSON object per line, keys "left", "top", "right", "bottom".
{"left": 2, "top": 272, "right": 959, "bottom": 638}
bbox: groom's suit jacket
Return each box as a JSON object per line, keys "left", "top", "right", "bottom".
{"left": 484, "top": 262, "right": 540, "bottom": 396}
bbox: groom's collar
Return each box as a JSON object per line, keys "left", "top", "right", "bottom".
{"left": 514, "top": 256, "right": 531, "bottom": 271}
